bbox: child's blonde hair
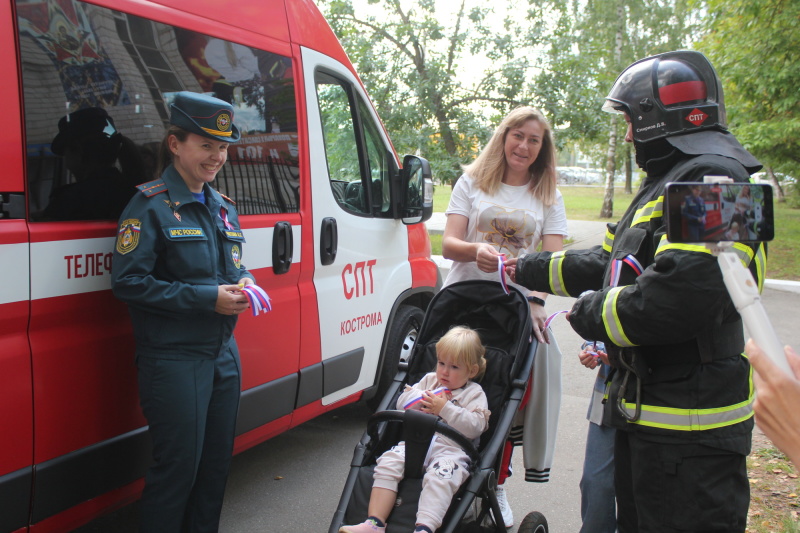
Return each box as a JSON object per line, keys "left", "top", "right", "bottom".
{"left": 435, "top": 326, "right": 487, "bottom": 381}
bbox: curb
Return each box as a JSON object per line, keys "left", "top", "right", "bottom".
{"left": 764, "top": 279, "right": 800, "bottom": 294}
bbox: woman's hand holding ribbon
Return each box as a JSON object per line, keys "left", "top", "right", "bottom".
{"left": 530, "top": 303, "right": 549, "bottom": 344}
{"left": 475, "top": 243, "right": 502, "bottom": 273}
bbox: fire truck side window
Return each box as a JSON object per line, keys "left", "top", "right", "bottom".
{"left": 17, "top": 0, "right": 300, "bottom": 220}
{"left": 316, "top": 71, "right": 394, "bottom": 217}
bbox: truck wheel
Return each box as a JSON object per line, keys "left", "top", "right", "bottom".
{"left": 518, "top": 511, "right": 548, "bottom": 533}
{"left": 367, "top": 305, "right": 424, "bottom": 411}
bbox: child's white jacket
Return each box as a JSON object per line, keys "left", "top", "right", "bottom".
{"left": 397, "top": 372, "right": 490, "bottom": 447}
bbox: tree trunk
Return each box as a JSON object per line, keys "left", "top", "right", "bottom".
{"left": 766, "top": 166, "right": 785, "bottom": 202}
{"left": 625, "top": 144, "right": 633, "bottom": 194}
{"left": 600, "top": 114, "right": 617, "bottom": 218}
{"left": 600, "top": 2, "right": 625, "bottom": 218}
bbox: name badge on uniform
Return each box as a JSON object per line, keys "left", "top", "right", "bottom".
{"left": 166, "top": 227, "right": 206, "bottom": 239}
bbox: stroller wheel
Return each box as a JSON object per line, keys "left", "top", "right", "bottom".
{"left": 518, "top": 511, "right": 548, "bottom": 533}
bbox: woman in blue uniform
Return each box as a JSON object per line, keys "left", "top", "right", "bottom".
{"left": 112, "top": 92, "right": 253, "bottom": 533}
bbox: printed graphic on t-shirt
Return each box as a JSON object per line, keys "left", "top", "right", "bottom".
{"left": 477, "top": 204, "right": 536, "bottom": 257}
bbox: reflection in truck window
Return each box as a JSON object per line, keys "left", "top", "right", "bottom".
{"left": 17, "top": 0, "right": 300, "bottom": 219}
{"left": 316, "top": 70, "right": 394, "bottom": 217}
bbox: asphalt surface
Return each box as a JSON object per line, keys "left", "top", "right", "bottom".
{"left": 76, "top": 213, "right": 800, "bottom": 533}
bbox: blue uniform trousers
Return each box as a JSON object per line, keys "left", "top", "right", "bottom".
{"left": 137, "top": 345, "right": 241, "bottom": 533}
{"left": 579, "top": 421, "right": 617, "bottom": 533}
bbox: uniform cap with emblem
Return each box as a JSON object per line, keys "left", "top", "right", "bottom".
{"left": 51, "top": 107, "right": 120, "bottom": 156}
{"left": 169, "top": 91, "right": 241, "bottom": 143}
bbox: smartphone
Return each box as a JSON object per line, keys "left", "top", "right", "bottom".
{"left": 664, "top": 182, "right": 774, "bottom": 243}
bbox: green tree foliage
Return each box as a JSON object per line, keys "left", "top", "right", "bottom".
{"left": 319, "top": 0, "right": 550, "bottom": 186}
{"left": 696, "top": 0, "right": 800, "bottom": 188}
{"left": 535, "top": 0, "right": 698, "bottom": 216}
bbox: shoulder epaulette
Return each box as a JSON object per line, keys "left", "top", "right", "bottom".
{"left": 219, "top": 193, "right": 237, "bottom": 205}
{"left": 137, "top": 179, "right": 167, "bottom": 197}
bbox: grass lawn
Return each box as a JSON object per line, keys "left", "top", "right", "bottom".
{"left": 431, "top": 184, "right": 799, "bottom": 281}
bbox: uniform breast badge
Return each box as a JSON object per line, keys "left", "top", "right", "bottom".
{"left": 164, "top": 199, "right": 182, "bottom": 221}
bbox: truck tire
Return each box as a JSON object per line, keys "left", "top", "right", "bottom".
{"left": 367, "top": 305, "right": 424, "bottom": 411}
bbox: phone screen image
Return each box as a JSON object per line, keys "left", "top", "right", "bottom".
{"left": 665, "top": 182, "right": 774, "bottom": 243}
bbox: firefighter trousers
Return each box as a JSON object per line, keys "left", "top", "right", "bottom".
{"left": 615, "top": 430, "right": 749, "bottom": 532}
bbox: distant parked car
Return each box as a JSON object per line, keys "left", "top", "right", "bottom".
{"left": 557, "top": 166, "right": 605, "bottom": 185}
{"left": 752, "top": 171, "right": 796, "bottom": 192}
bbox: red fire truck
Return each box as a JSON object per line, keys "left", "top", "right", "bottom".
{"left": 0, "top": 0, "right": 438, "bottom": 530}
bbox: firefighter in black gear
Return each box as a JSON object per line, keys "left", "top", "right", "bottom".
{"left": 507, "top": 51, "right": 764, "bottom": 532}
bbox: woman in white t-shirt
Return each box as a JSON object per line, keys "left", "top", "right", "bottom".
{"left": 442, "top": 107, "right": 567, "bottom": 527}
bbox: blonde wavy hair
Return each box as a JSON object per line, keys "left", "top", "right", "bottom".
{"left": 462, "top": 107, "right": 558, "bottom": 206}
{"left": 435, "top": 325, "right": 487, "bottom": 381}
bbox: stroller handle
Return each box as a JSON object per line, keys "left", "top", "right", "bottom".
{"left": 367, "top": 410, "right": 481, "bottom": 464}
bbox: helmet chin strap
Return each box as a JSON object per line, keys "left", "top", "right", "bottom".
{"left": 634, "top": 138, "right": 674, "bottom": 170}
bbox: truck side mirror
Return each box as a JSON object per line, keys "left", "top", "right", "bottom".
{"left": 399, "top": 155, "right": 433, "bottom": 224}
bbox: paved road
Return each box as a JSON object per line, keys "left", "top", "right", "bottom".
{"left": 78, "top": 216, "right": 800, "bottom": 532}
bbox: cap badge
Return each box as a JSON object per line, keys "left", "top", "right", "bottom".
{"left": 217, "top": 113, "right": 231, "bottom": 132}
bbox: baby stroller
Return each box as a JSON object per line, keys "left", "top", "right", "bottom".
{"left": 329, "top": 280, "right": 549, "bottom": 533}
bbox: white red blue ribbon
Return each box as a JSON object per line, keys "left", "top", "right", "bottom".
{"left": 403, "top": 386, "right": 450, "bottom": 410}
{"left": 219, "top": 207, "right": 234, "bottom": 230}
{"left": 544, "top": 310, "right": 567, "bottom": 329}
{"left": 610, "top": 254, "right": 644, "bottom": 288}
{"left": 622, "top": 254, "right": 643, "bottom": 276}
{"left": 241, "top": 284, "right": 272, "bottom": 316}
{"left": 498, "top": 254, "right": 510, "bottom": 295}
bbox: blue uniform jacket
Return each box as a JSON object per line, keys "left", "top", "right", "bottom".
{"left": 682, "top": 193, "right": 706, "bottom": 227}
{"left": 111, "top": 165, "right": 253, "bottom": 360}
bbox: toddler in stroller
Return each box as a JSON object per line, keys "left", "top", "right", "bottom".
{"left": 339, "top": 325, "right": 490, "bottom": 533}
{"left": 329, "top": 280, "right": 549, "bottom": 533}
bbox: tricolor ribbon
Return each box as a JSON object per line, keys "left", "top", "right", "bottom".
{"left": 241, "top": 284, "right": 272, "bottom": 317}
{"left": 219, "top": 207, "right": 234, "bottom": 230}
{"left": 622, "top": 254, "right": 644, "bottom": 276}
{"left": 544, "top": 310, "right": 568, "bottom": 329}
{"left": 403, "top": 386, "right": 450, "bottom": 410}
{"left": 498, "top": 254, "right": 510, "bottom": 295}
{"left": 610, "top": 254, "right": 644, "bottom": 288}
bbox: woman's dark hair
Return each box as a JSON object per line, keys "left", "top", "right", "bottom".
{"left": 156, "top": 126, "right": 190, "bottom": 175}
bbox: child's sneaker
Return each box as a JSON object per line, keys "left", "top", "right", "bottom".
{"left": 339, "top": 518, "right": 386, "bottom": 533}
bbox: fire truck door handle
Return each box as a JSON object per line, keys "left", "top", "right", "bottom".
{"left": 320, "top": 217, "right": 338, "bottom": 266}
{"left": 272, "top": 221, "right": 293, "bottom": 275}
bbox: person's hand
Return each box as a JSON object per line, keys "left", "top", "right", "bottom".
{"left": 746, "top": 339, "right": 800, "bottom": 465}
{"left": 238, "top": 277, "right": 255, "bottom": 288}
{"left": 475, "top": 243, "right": 502, "bottom": 273}
{"left": 504, "top": 258, "right": 518, "bottom": 283}
{"left": 578, "top": 348, "right": 598, "bottom": 369}
{"left": 215, "top": 284, "right": 250, "bottom": 315}
{"left": 420, "top": 389, "right": 451, "bottom": 416}
{"left": 579, "top": 345, "right": 609, "bottom": 368}
{"left": 530, "top": 302, "right": 550, "bottom": 344}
